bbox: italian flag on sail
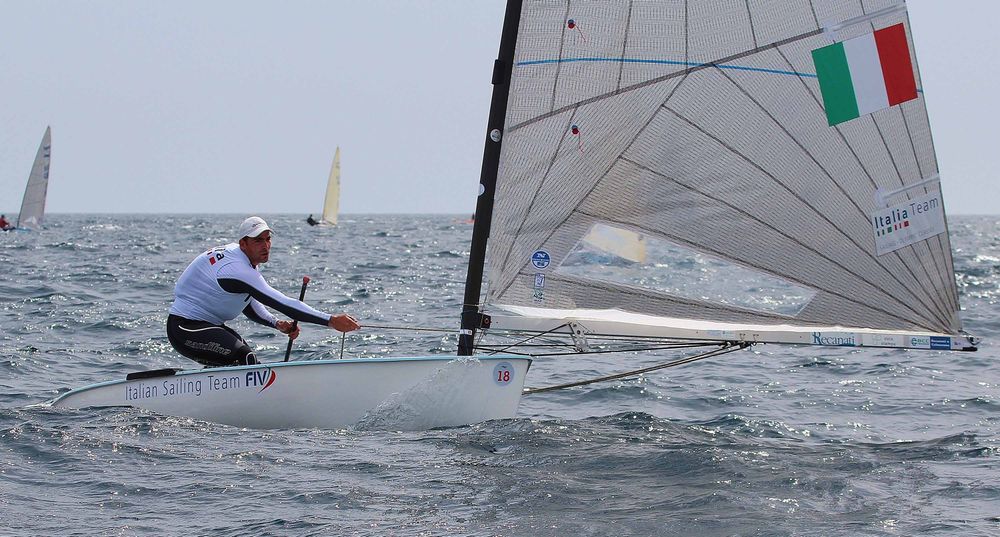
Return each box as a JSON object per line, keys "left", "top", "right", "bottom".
{"left": 812, "top": 23, "right": 918, "bottom": 126}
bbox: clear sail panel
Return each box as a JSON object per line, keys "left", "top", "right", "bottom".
{"left": 560, "top": 223, "right": 817, "bottom": 316}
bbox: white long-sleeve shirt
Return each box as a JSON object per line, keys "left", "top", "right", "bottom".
{"left": 169, "top": 243, "right": 328, "bottom": 326}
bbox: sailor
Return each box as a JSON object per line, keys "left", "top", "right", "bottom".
{"left": 306, "top": 214, "right": 319, "bottom": 226}
{"left": 0, "top": 215, "right": 11, "bottom": 231}
{"left": 167, "top": 216, "right": 360, "bottom": 367}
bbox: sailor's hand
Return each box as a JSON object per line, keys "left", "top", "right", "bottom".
{"left": 276, "top": 320, "right": 300, "bottom": 340}
{"left": 328, "top": 313, "right": 360, "bottom": 333}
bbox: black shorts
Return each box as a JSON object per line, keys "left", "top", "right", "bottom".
{"left": 166, "top": 314, "right": 258, "bottom": 367}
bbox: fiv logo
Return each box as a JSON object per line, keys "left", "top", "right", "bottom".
{"left": 246, "top": 368, "right": 277, "bottom": 393}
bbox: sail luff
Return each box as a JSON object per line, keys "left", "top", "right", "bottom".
{"left": 321, "top": 147, "right": 340, "bottom": 225}
{"left": 457, "top": 0, "right": 524, "bottom": 356}
{"left": 17, "top": 126, "right": 51, "bottom": 230}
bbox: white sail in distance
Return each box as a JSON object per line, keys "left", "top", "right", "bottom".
{"left": 17, "top": 126, "right": 52, "bottom": 229}
{"left": 321, "top": 147, "right": 340, "bottom": 225}
{"left": 482, "top": 1, "right": 970, "bottom": 350}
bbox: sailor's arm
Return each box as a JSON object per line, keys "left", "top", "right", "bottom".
{"left": 217, "top": 269, "right": 359, "bottom": 331}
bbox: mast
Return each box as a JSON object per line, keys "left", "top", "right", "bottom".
{"left": 458, "top": 0, "right": 523, "bottom": 356}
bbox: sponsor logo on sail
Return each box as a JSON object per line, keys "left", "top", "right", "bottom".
{"left": 531, "top": 250, "right": 551, "bottom": 270}
{"left": 533, "top": 273, "right": 545, "bottom": 301}
{"left": 870, "top": 192, "right": 946, "bottom": 256}
{"left": 872, "top": 207, "right": 910, "bottom": 236}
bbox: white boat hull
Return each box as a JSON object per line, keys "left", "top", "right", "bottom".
{"left": 50, "top": 356, "right": 530, "bottom": 430}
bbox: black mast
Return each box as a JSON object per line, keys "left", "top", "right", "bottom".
{"left": 458, "top": 0, "right": 523, "bottom": 356}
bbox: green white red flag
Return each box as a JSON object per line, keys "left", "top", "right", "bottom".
{"left": 812, "top": 23, "right": 918, "bottom": 126}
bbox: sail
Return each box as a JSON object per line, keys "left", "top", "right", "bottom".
{"left": 17, "top": 126, "right": 52, "bottom": 229}
{"left": 481, "top": 1, "right": 967, "bottom": 348}
{"left": 321, "top": 147, "right": 340, "bottom": 225}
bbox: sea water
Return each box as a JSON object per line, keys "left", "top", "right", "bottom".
{"left": 1, "top": 214, "right": 997, "bottom": 536}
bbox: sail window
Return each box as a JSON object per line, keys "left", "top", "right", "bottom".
{"left": 557, "top": 223, "right": 817, "bottom": 316}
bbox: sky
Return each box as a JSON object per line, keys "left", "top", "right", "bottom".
{"left": 1, "top": 1, "right": 997, "bottom": 215}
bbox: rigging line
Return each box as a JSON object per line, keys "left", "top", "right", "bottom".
{"left": 485, "top": 323, "right": 571, "bottom": 355}
{"left": 508, "top": 27, "right": 824, "bottom": 132}
{"left": 522, "top": 342, "right": 750, "bottom": 395}
{"left": 657, "top": 110, "right": 947, "bottom": 331}
{"left": 364, "top": 324, "right": 455, "bottom": 333}
{"left": 477, "top": 339, "right": 718, "bottom": 350}
{"left": 712, "top": 64, "right": 952, "bottom": 329}
{"left": 492, "top": 333, "right": 734, "bottom": 344}
{"left": 511, "top": 342, "right": 729, "bottom": 357}
{"left": 475, "top": 342, "right": 715, "bottom": 352}
{"left": 475, "top": 347, "right": 535, "bottom": 357}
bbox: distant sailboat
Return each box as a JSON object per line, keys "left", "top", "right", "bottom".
{"left": 320, "top": 147, "right": 340, "bottom": 225}
{"left": 16, "top": 126, "right": 52, "bottom": 230}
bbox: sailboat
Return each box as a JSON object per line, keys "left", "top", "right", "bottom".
{"left": 14, "top": 126, "right": 52, "bottom": 231}
{"left": 51, "top": 0, "right": 976, "bottom": 429}
{"left": 317, "top": 147, "right": 341, "bottom": 226}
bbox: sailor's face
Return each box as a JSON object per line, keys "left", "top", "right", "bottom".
{"left": 241, "top": 231, "right": 272, "bottom": 266}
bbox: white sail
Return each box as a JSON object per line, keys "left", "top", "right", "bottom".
{"left": 480, "top": 1, "right": 972, "bottom": 350}
{"left": 321, "top": 147, "right": 340, "bottom": 225}
{"left": 17, "top": 126, "right": 52, "bottom": 229}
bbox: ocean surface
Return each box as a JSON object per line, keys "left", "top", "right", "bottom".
{"left": 1, "top": 213, "right": 997, "bottom": 536}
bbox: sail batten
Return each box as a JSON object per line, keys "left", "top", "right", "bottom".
{"left": 483, "top": 1, "right": 965, "bottom": 340}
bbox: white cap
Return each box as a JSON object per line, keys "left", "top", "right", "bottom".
{"left": 238, "top": 216, "right": 273, "bottom": 239}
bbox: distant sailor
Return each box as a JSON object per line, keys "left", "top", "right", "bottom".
{"left": 306, "top": 214, "right": 319, "bottom": 226}
{"left": 167, "top": 216, "right": 360, "bottom": 367}
{"left": 0, "top": 214, "right": 11, "bottom": 231}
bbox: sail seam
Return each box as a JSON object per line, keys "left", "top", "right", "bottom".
{"left": 656, "top": 110, "right": 945, "bottom": 331}
{"left": 871, "top": 113, "right": 954, "bottom": 321}
{"left": 615, "top": 0, "right": 635, "bottom": 91}
{"left": 610, "top": 158, "right": 939, "bottom": 329}
{"left": 602, "top": 159, "right": 937, "bottom": 331}
{"left": 550, "top": 1, "right": 572, "bottom": 113}
{"left": 899, "top": 9, "right": 963, "bottom": 316}
{"left": 507, "top": 27, "right": 824, "bottom": 132}
{"left": 714, "top": 56, "right": 952, "bottom": 328}
{"left": 898, "top": 105, "right": 961, "bottom": 319}
{"left": 493, "top": 107, "right": 581, "bottom": 284}
{"left": 491, "top": 73, "right": 692, "bottom": 304}
{"left": 744, "top": 0, "right": 758, "bottom": 50}
{"left": 773, "top": 41, "right": 951, "bottom": 327}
